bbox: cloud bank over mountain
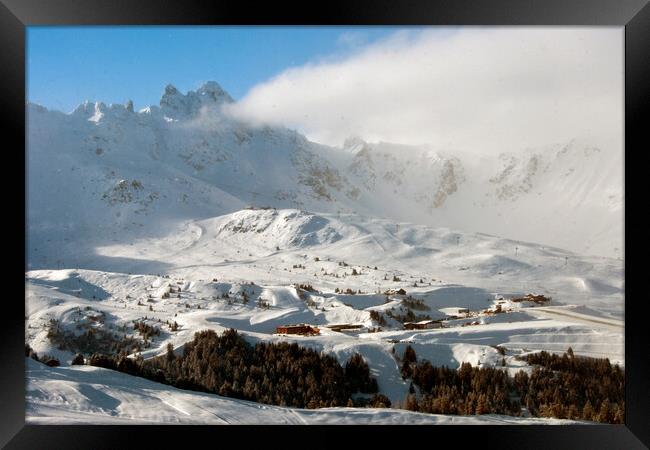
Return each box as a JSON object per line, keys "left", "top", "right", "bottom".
{"left": 227, "top": 28, "right": 623, "bottom": 155}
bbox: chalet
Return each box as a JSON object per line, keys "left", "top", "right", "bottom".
{"left": 404, "top": 319, "right": 443, "bottom": 330}
{"left": 326, "top": 324, "right": 364, "bottom": 332}
{"left": 511, "top": 293, "right": 551, "bottom": 305}
{"left": 384, "top": 288, "right": 407, "bottom": 296}
{"left": 275, "top": 324, "right": 320, "bottom": 336}
{"left": 484, "top": 304, "right": 504, "bottom": 315}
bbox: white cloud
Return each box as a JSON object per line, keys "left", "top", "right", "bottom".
{"left": 226, "top": 27, "right": 623, "bottom": 155}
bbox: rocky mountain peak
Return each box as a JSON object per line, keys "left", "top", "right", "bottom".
{"left": 160, "top": 81, "right": 233, "bottom": 119}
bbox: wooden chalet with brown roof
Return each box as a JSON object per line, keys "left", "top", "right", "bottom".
{"left": 275, "top": 323, "right": 320, "bottom": 336}
{"left": 403, "top": 319, "right": 443, "bottom": 330}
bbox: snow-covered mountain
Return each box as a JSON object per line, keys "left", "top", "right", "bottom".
{"left": 27, "top": 81, "right": 622, "bottom": 267}
{"left": 444, "top": 140, "right": 623, "bottom": 258}
{"left": 25, "top": 83, "right": 624, "bottom": 424}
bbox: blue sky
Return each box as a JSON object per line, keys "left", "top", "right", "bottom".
{"left": 27, "top": 27, "right": 620, "bottom": 156}
{"left": 27, "top": 26, "right": 402, "bottom": 113}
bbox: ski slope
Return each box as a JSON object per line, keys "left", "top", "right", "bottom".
{"left": 26, "top": 359, "right": 585, "bottom": 425}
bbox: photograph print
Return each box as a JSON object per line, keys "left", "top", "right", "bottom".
{"left": 25, "top": 25, "right": 624, "bottom": 425}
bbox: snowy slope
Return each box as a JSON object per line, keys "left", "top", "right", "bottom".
{"left": 25, "top": 208, "right": 624, "bottom": 422}
{"left": 455, "top": 140, "right": 623, "bottom": 259}
{"left": 25, "top": 82, "right": 623, "bottom": 424}
{"left": 27, "top": 82, "right": 622, "bottom": 260}
{"left": 26, "top": 359, "right": 584, "bottom": 425}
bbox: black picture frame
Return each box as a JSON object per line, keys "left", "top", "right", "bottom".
{"left": 3, "top": 0, "right": 648, "bottom": 448}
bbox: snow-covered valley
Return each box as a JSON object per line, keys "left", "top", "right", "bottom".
{"left": 25, "top": 209, "right": 623, "bottom": 424}
{"left": 25, "top": 82, "right": 624, "bottom": 424}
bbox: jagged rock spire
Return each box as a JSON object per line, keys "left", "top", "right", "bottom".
{"left": 160, "top": 81, "right": 233, "bottom": 119}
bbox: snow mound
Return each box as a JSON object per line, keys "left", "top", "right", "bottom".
{"left": 214, "top": 209, "right": 355, "bottom": 249}
{"left": 561, "top": 276, "right": 623, "bottom": 295}
{"left": 27, "top": 270, "right": 110, "bottom": 301}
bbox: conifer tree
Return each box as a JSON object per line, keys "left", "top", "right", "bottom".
{"left": 613, "top": 404, "right": 625, "bottom": 424}
{"left": 476, "top": 394, "right": 487, "bottom": 415}
{"left": 582, "top": 399, "right": 594, "bottom": 420}
{"left": 166, "top": 343, "right": 175, "bottom": 363}
{"left": 597, "top": 399, "right": 612, "bottom": 423}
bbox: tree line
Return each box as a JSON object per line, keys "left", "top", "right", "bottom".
{"left": 514, "top": 349, "right": 624, "bottom": 422}
{"left": 82, "top": 328, "right": 384, "bottom": 409}
{"left": 46, "top": 318, "right": 145, "bottom": 355}
{"left": 399, "top": 346, "right": 624, "bottom": 423}
{"left": 35, "top": 321, "right": 623, "bottom": 422}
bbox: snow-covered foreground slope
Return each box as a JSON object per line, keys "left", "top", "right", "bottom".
{"left": 27, "top": 82, "right": 622, "bottom": 260}
{"left": 26, "top": 359, "right": 584, "bottom": 425}
{"left": 25, "top": 208, "right": 623, "bottom": 423}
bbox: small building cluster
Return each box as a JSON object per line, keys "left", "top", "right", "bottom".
{"left": 326, "top": 323, "right": 364, "bottom": 332}
{"left": 275, "top": 324, "right": 320, "bottom": 336}
{"left": 444, "top": 308, "right": 471, "bottom": 320}
{"left": 403, "top": 319, "right": 443, "bottom": 330}
{"left": 511, "top": 293, "right": 551, "bottom": 305}
{"left": 483, "top": 304, "right": 511, "bottom": 315}
{"left": 384, "top": 288, "right": 407, "bottom": 296}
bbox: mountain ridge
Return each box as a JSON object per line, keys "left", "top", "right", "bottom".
{"left": 27, "top": 82, "right": 623, "bottom": 262}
